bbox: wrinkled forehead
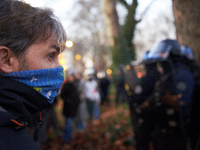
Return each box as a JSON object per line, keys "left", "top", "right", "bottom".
{"left": 35, "top": 28, "right": 66, "bottom": 52}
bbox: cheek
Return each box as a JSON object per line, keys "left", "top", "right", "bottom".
{"left": 24, "top": 55, "right": 47, "bottom": 70}
{"left": 54, "top": 57, "right": 61, "bottom": 67}
{"left": 25, "top": 52, "right": 60, "bottom": 70}
{"left": 46, "top": 58, "right": 60, "bottom": 69}
{"left": 10, "top": 57, "right": 20, "bottom": 72}
{"left": 28, "top": 57, "right": 60, "bottom": 70}
{"left": 38, "top": 56, "right": 61, "bottom": 69}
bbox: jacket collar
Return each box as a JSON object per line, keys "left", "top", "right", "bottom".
{"left": 0, "top": 77, "right": 50, "bottom": 122}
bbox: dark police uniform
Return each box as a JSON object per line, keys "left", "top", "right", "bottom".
{"left": 153, "top": 61, "right": 195, "bottom": 150}
{"left": 132, "top": 62, "right": 161, "bottom": 150}
{"left": 142, "top": 39, "right": 196, "bottom": 150}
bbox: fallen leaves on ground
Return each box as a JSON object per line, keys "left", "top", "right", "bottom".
{"left": 41, "top": 102, "right": 135, "bottom": 150}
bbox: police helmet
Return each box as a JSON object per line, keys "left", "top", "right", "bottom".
{"left": 148, "top": 39, "right": 181, "bottom": 61}
{"left": 142, "top": 50, "right": 150, "bottom": 61}
{"left": 140, "top": 50, "right": 157, "bottom": 64}
{"left": 180, "top": 45, "right": 195, "bottom": 61}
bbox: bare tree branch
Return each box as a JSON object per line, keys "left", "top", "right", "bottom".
{"left": 118, "top": 0, "right": 129, "bottom": 9}
{"left": 139, "top": 0, "right": 156, "bottom": 21}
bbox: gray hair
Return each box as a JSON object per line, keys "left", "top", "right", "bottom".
{"left": 0, "top": 0, "right": 67, "bottom": 56}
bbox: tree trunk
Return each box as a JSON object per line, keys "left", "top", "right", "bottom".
{"left": 172, "top": 0, "right": 200, "bottom": 65}
{"left": 103, "top": 0, "right": 121, "bottom": 47}
{"left": 122, "top": 0, "right": 138, "bottom": 60}
{"left": 103, "top": 0, "right": 130, "bottom": 71}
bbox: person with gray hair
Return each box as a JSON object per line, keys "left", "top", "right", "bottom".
{"left": 0, "top": 0, "right": 67, "bottom": 149}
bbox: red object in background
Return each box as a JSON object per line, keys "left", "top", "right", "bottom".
{"left": 137, "top": 72, "right": 143, "bottom": 78}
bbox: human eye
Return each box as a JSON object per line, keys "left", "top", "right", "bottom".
{"left": 48, "top": 52, "right": 56, "bottom": 60}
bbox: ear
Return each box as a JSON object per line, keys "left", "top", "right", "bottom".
{"left": 0, "top": 46, "right": 19, "bottom": 73}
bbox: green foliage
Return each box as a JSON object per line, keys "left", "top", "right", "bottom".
{"left": 110, "top": 36, "right": 131, "bottom": 73}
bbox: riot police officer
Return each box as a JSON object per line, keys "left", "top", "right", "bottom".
{"left": 181, "top": 45, "right": 200, "bottom": 150}
{"left": 132, "top": 51, "right": 161, "bottom": 150}
{"left": 148, "top": 39, "right": 195, "bottom": 150}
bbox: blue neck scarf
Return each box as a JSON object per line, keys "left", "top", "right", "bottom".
{"left": 0, "top": 66, "right": 64, "bottom": 104}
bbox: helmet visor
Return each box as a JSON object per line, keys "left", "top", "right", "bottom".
{"left": 148, "top": 42, "right": 172, "bottom": 61}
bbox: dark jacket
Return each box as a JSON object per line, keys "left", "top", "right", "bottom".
{"left": 0, "top": 77, "right": 50, "bottom": 150}
{"left": 133, "top": 64, "right": 161, "bottom": 105}
{"left": 60, "top": 81, "right": 80, "bottom": 118}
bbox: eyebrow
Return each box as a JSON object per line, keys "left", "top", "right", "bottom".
{"left": 51, "top": 44, "right": 61, "bottom": 53}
